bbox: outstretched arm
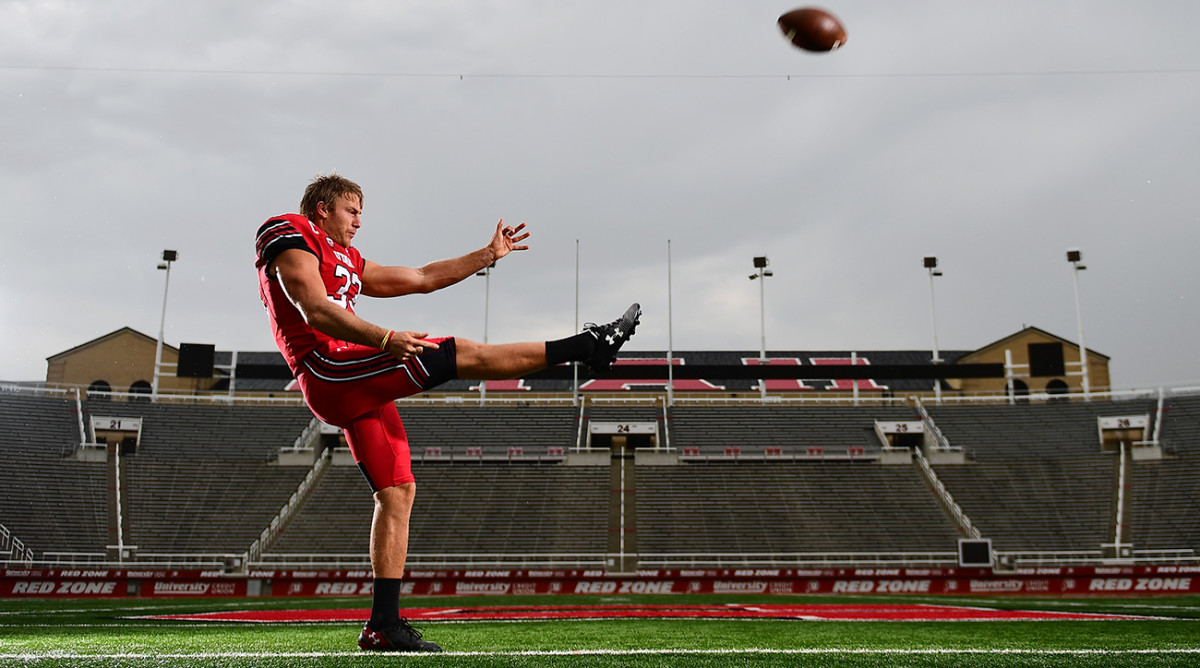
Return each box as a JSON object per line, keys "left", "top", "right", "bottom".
{"left": 361, "top": 219, "right": 529, "bottom": 298}
{"left": 271, "top": 248, "right": 435, "bottom": 360}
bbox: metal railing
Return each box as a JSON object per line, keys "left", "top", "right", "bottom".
{"left": 20, "top": 545, "right": 1200, "bottom": 571}
{"left": 282, "top": 417, "right": 322, "bottom": 452}
{"left": 36, "top": 551, "right": 243, "bottom": 570}
{"left": 913, "top": 447, "right": 980, "bottom": 540}
{"left": 913, "top": 397, "right": 958, "bottom": 452}
{"left": 253, "top": 552, "right": 609, "bottom": 570}
{"left": 1002, "top": 548, "right": 1200, "bottom": 567}
{"left": 15, "top": 378, "right": 1200, "bottom": 408}
{"left": 245, "top": 447, "right": 332, "bottom": 567}
{"left": 1, "top": 523, "right": 34, "bottom": 567}
{"left": 637, "top": 552, "right": 960, "bottom": 568}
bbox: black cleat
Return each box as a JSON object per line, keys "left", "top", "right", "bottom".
{"left": 358, "top": 618, "right": 442, "bottom": 652}
{"left": 582, "top": 303, "right": 641, "bottom": 376}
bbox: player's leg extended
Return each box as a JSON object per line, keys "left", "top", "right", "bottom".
{"left": 457, "top": 303, "right": 642, "bottom": 379}
{"left": 454, "top": 340, "right": 548, "bottom": 379}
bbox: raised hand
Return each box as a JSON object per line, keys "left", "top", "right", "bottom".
{"left": 490, "top": 218, "right": 530, "bottom": 261}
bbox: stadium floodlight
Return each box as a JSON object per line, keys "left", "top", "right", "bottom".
{"left": 924, "top": 256, "right": 943, "bottom": 358}
{"left": 925, "top": 256, "right": 943, "bottom": 402}
{"left": 1067, "top": 248, "right": 1090, "bottom": 398}
{"left": 749, "top": 256, "right": 772, "bottom": 402}
{"left": 748, "top": 256, "right": 772, "bottom": 359}
{"left": 151, "top": 250, "right": 178, "bottom": 400}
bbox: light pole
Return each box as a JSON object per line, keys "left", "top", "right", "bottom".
{"left": 151, "top": 250, "right": 178, "bottom": 400}
{"left": 475, "top": 262, "right": 495, "bottom": 404}
{"left": 748, "top": 256, "right": 773, "bottom": 401}
{"left": 1067, "top": 248, "right": 1090, "bottom": 398}
{"left": 667, "top": 239, "right": 675, "bottom": 406}
{"left": 924, "top": 256, "right": 943, "bottom": 402}
{"left": 573, "top": 240, "right": 580, "bottom": 405}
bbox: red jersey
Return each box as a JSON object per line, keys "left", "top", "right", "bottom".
{"left": 255, "top": 213, "right": 366, "bottom": 372}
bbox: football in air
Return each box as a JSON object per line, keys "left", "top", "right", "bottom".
{"left": 777, "top": 7, "right": 847, "bottom": 52}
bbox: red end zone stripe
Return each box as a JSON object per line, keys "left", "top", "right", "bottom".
{"left": 140, "top": 603, "right": 1152, "bottom": 623}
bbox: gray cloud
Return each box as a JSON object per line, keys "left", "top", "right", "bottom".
{"left": 3, "top": 1, "right": 1198, "bottom": 388}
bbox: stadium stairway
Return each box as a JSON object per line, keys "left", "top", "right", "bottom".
{"left": 608, "top": 442, "right": 638, "bottom": 573}
{"left": 925, "top": 399, "right": 1155, "bottom": 556}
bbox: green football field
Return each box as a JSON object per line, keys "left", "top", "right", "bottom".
{"left": 2, "top": 593, "right": 1199, "bottom": 667}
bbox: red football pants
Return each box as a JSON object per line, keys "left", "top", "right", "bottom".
{"left": 295, "top": 337, "right": 456, "bottom": 492}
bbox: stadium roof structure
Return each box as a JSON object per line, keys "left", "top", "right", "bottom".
{"left": 45, "top": 326, "right": 175, "bottom": 363}
{"left": 963, "top": 326, "right": 1110, "bottom": 362}
{"left": 215, "top": 348, "right": 986, "bottom": 394}
{"left": 40, "top": 325, "right": 1105, "bottom": 395}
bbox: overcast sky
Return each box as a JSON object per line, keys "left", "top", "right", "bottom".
{"left": 3, "top": 1, "right": 1198, "bottom": 389}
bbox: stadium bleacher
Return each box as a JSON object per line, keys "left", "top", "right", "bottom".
{"left": 269, "top": 462, "right": 609, "bottom": 562}
{"left": 2, "top": 387, "right": 1198, "bottom": 571}
{"left": 926, "top": 400, "right": 1155, "bottom": 553}
{"left": 396, "top": 402, "right": 579, "bottom": 456}
{"left": 86, "top": 401, "right": 316, "bottom": 555}
{"left": 0, "top": 391, "right": 107, "bottom": 557}
{"left": 669, "top": 404, "right": 919, "bottom": 456}
{"left": 1127, "top": 394, "right": 1200, "bottom": 550}
{"left": 636, "top": 460, "right": 960, "bottom": 558}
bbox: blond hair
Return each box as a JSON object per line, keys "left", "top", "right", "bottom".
{"left": 300, "top": 173, "right": 363, "bottom": 219}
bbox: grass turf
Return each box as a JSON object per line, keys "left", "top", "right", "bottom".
{"left": 2, "top": 594, "right": 1199, "bottom": 667}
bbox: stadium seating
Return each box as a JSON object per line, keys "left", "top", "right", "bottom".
{"left": 269, "top": 462, "right": 609, "bottom": 563}
{"left": 635, "top": 461, "right": 960, "bottom": 558}
{"left": 1126, "top": 394, "right": 1200, "bottom": 550}
{"left": 926, "top": 400, "right": 1155, "bottom": 553}
{"left": 86, "top": 400, "right": 314, "bottom": 554}
{"left": 0, "top": 391, "right": 107, "bottom": 557}
{"left": 84, "top": 401, "right": 315, "bottom": 462}
{"left": 669, "top": 404, "right": 919, "bottom": 456}
{"left": 586, "top": 403, "right": 663, "bottom": 424}
{"left": 4, "top": 387, "right": 1199, "bottom": 570}
{"left": 407, "top": 462, "right": 609, "bottom": 558}
{"left": 267, "top": 466, "right": 373, "bottom": 555}
{"left": 395, "top": 402, "right": 579, "bottom": 455}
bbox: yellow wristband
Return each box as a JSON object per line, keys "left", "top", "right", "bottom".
{"left": 380, "top": 330, "right": 394, "bottom": 351}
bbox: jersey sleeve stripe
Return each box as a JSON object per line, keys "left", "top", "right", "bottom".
{"left": 256, "top": 219, "right": 315, "bottom": 268}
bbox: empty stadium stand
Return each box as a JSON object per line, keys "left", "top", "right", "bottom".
{"left": 3, "top": 386, "right": 1199, "bottom": 571}
{"left": 396, "top": 402, "right": 579, "bottom": 456}
{"left": 0, "top": 391, "right": 107, "bottom": 558}
{"left": 669, "top": 404, "right": 919, "bottom": 456}
{"left": 266, "top": 466, "right": 373, "bottom": 557}
{"left": 635, "top": 460, "right": 961, "bottom": 561}
{"left": 85, "top": 400, "right": 314, "bottom": 556}
{"left": 926, "top": 399, "right": 1156, "bottom": 554}
{"left": 267, "top": 462, "right": 610, "bottom": 566}
{"left": 1127, "top": 394, "right": 1200, "bottom": 551}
